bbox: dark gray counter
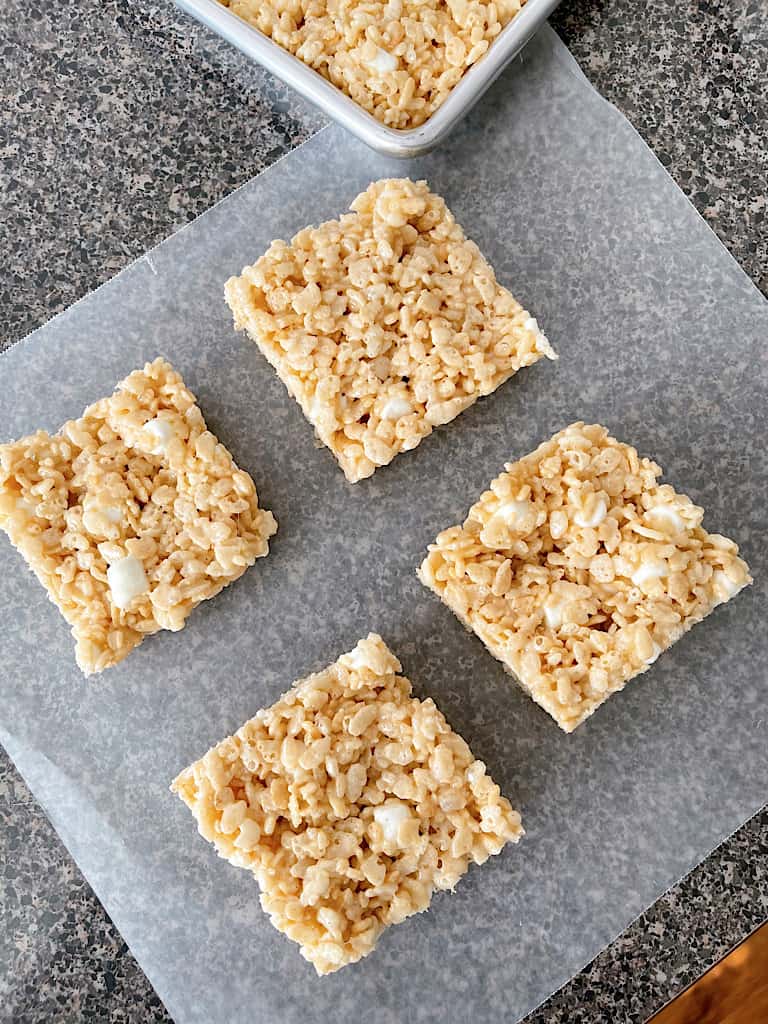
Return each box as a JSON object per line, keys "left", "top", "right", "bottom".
{"left": 0, "top": 1, "right": 766, "bottom": 1021}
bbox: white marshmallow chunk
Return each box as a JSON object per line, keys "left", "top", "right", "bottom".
{"left": 373, "top": 799, "right": 412, "bottom": 845}
{"left": 574, "top": 496, "right": 608, "bottom": 529}
{"left": 370, "top": 48, "right": 398, "bottom": 73}
{"left": 712, "top": 569, "right": 741, "bottom": 602}
{"left": 522, "top": 316, "right": 555, "bottom": 357}
{"left": 381, "top": 396, "right": 413, "bottom": 420}
{"left": 107, "top": 556, "right": 149, "bottom": 610}
{"left": 631, "top": 559, "right": 668, "bottom": 587}
{"left": 83, "top": 503, "right": 124, "bottom": 536}
{"left": 144, "top": 416, "right": 175, "bottom": 453}
{"left": 543, "top": 600, "right": 564, "bottom": 631}
{"left": 496, "top": 499, "right": 534, "bottom": 529}
{"left": 645, "top": 642, "right": 663, "bottom": 665}
{"left": 645, "top": 505, "right": 685, "bottom": 534}
{"left": 345, "top": 648, "right": 367, "bottom": 670}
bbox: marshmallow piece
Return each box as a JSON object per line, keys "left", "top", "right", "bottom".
{"left": 631, "top": 558, "right": 668, "bottom": 587}
{"left": 522, "top": 316, "right": 556, "bottom": 357}
{"left": 144, "top": 416, "right": 175, "bottom": 453}
{"left": 373, "top": 799, "right": 412, "bottom": 845}
{"left": 345, "top": 647, "right": 367, "bottom": 670}
{"left": 645, "top": 505, "right": 685, "bottom": 535}
{"left": 342, "top": 636, "right": 398, "bottom": 676}
{"left": 574, "top": 496, "right": 608, "bottom": 529}
{"left": 712, "top": 569, "right": 741, "bottom": 603}
{"left": 107, "top": 555, "right": 149, "bottom": 610}
{"left": 381, "top": 396, "right": 413, "bottom": 421}
{"left": 543, "top": 599, "right": 564, "bottom": 631}
{"left": 370, "top": 48, "right": 398, "bottom": 74}
{"left": 496, "top": 499, "right": 534, "bottom": 529}
{"left": 645, "top": 642, "right": 663, "bottom": 665}
{"left": 83, "top": 504, "right": 124, "bottom": 536}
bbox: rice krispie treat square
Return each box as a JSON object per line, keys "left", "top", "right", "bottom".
{"left": 172, "top": 633, "right": 522, "bottom": 975}
{"left": 219, "top": 1, "right": 527, "bottom": 129}
{"left": 226, "top": 177, "right": 556, "bottom": 483}
{"left": 0, "top": 358, "right": 277, "bottom": 675}
{"left": 418, "top": 423, "right": 752, "bottom": 732}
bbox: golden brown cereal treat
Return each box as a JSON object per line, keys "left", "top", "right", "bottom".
{"left": 219, "top": 0, "right": 528, "bottom": 129}
{"left": 226, "top": 178, "right": 556, "bottom": 483}
{"left": 0, "top": 358, "right": 277, "bottom": 675}
{"left": 418, "top": 423, "right": 752, "bottom": 732}
{"left": 171, "top": 633, "right": 523, "bottom": 975}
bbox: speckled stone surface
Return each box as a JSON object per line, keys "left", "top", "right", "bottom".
{"left": 0, "top": 1, "right": 766, "bottom": 1022}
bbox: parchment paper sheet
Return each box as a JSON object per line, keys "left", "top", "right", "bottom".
{"left": 1, "top": 25, "right": 766, "bottom": 1024}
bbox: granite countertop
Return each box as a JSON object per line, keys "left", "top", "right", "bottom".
{"left": 0, "top": 1, "right": 766, "bottom": 1021}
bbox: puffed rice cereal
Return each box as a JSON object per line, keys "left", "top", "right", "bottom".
{"left": 218, "top": 0, "right": 528, "bottom": 128}
{"left": 0, "top": 358, "right": 277, "bottom": 674}
{"left": 226, "top": 178, "right": 556, "bottom": 482}
{"left": 418, "top": 423, "right": 752, "bottom": 732}
{"left": 171, "top": 633, "right": 523, "bottom": 974}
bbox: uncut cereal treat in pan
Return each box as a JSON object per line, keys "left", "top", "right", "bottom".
{"left": 418, "top": 422, "right": 752, "bottom": 733}
{"left": 0, "top": 358, "right": 277, "bottom": 674}
{"left": 172, "top": 633, "right": 523, "bottom": 975}
{"left": 226, "top": 177, "right": 556, "bottom": 482}
{"left": 219, "top": 1, "right": 529, "bottom": 129}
